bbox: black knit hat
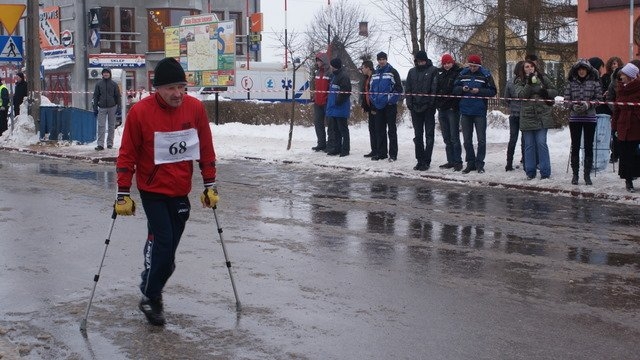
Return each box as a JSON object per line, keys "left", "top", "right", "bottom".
{"left": 330, "top": 58, "right": 342, "bottom": 69}
{"left": 101, "top": 68, "right": 111, "bottom": 75}
{"left": 415, "top": 50, "right": 428, "bottom": 61}
{"left": 153, "top": 57, "right": 187, "bottom": 87}
{"left": 377, "top": 51, "right": 387, "bottom": 60}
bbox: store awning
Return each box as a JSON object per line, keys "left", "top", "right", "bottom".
{"left": 42, "top": 57, "right": 75, "bottom": 70}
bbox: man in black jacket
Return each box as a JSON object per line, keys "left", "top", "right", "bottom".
{"left": 405, "top": 50, "right": 438, "bottom": 171}
{"left": 435, "top": 54, "right": 463, "bottom": 171}
{"left": 92, "top": 68, "right": 121, "bottom": 150}
{"left": 12, "top": 72, "right": 27, "bottom": 116}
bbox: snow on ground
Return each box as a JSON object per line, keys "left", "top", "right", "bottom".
{"left": 0, "top": 104, "right": 637, "bottom": 205}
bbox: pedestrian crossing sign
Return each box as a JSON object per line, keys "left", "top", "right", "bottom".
{"left": 0, "top": 36, "right": 23, "bottom": 62}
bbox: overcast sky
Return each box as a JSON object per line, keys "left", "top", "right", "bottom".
{"left": 260, "top": 0, "right": 415, "bottom": 77}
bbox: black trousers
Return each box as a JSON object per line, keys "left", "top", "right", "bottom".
{"left": 139, "top": 191, "right": 191, "bottom": 300}
{"left": 375, "top": 105, "right": 398, "bottom": 158}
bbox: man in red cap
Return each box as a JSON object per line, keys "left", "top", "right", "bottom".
{"left": 435, "top": 54, "right": 463, "bottom": 171}
{"left": 453, "top": 54, "right": 497, "bottom": 174}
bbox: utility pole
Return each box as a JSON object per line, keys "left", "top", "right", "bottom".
{"left": 26, "top": 1, "right": 41, "bottom": 129}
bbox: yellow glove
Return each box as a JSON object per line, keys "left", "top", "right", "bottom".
{"left": 114, "top": 194, "right": 136, "bottom": 216}
{"left": 200, "top": 186, "right": 219, "bottom": 208}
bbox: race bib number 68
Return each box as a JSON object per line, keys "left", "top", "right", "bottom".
{"left": 153, "top": 129, "right": 200, "bottom": 164}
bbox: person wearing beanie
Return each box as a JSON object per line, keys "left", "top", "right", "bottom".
{"left": 503, "top": 61, "right": 525, "bottom": 172}
{"left": 12, "top": 72, "right": 27, "bottom": 116}
{"left": 312, "top": 52, "right": 331, "bottom": 152}
{"left": 405, "top": 50, "right": 438, "bottom": 171}
{"left": 370, "top": 50, "right": 403, "bottom": 161}
{"left": 564, "top": 59, "right": 603, "bottom": 185}
{"left": 453, "top": 54, "right": 497, "bottom": 174}
{"left": 115, "top": 57, "right": 218, "bottom": 326}
{"left": 359, "top": 60, "right": 377, "bottom": 158}
{"left": 92, "top": 67, "right": 121, "bottom": 150}
{"left": 0, "top": 77, "right": 8, "bottom": 136}
{"left": 326, "top": 57, "right": 352, "bottom": 156}
{"left": 612, "top": 62, "right": 640, "bottom": 192}
{"left": 436, "top": 53, "right": 463, "bottom": 171}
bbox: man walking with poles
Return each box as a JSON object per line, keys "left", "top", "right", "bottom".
{"left": 114, "top": 57, "right": 219, "bottom": 326}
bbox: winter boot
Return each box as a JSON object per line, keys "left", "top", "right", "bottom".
{"left": 570, "top": 152, "right": 580, "bottom": 185}
{"left": 584, "top": 157, "right": 593, "bottom": 185}
{"left": 505, "top": 161, "right": 514, "bottom": 172}
{"left": 626, "top": 179, "right": 635, "bottom": 193}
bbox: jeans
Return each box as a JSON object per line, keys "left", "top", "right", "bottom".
{"left": 313, "top": 104, "right": 327, "bottom": 148}
{"left": 438, "top": 108, "right": 462, "bottom": 164}
{"left": 329, "top": 116, "right": 350, "bottom": 155}
{"left": 375, "top": 104, "right": 398, "bottom": 158}
{"left": 507, "top": 115, "right": 524, "bottom": 164}
{"left": 522, "top": 128, "right": 551, "bottom": 178}
{"left": 139, "top": 193, "right": 190, "bottom": 299}
{"left": 460, "top": 114, "right": 487, "bottom": 167}
{"left": 411, "top": 108, "right": 436, "bottom": 166}
{"left": 97, "top": 105, "right": 117, "bottom": 147}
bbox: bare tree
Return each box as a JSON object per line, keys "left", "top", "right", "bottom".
{"left": 305, "top": 0, "right": 380, "bottom": 63}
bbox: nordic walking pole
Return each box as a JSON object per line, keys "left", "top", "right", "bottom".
{"left": 212, "top": 207, "right": 241, "bottom": 312}
{"left": 80, "top": 209, "right": 117, "bottom": 333}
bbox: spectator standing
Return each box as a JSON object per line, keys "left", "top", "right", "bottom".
{"left": 405, "top": 50, "right": 438, "bottom": 171}
{"left": 115, "top": 57, "right": 218, "bottom": 326}
{"left": 515, "top": 60, "right": 558, "bottom": 180}
{"left": 611, "top": 63, "right": 640, "bottom": 192}
{"left": 325, "top": 58, "right": 352, "bottom": 157}
{"left": 435, "top": 53, "right": 463, "bottom": 171}
{"left": 604, "top": 56, "right": 623, "bottom": 163}
{"left": 503, "top": 61, "right": 525, "bottom": 171}
{"left": 359, "top": 60, "right": 377, "bottom": 158}
{"left": 453, "top": 54, "right": 497, "bottom": 173}
{"left": 312, "top": 52, "right": 330, "bottom": 152}
{"left": 564, "top": 59, "right": 603, "bottom": 185}
{"left": 0, "top": 78, "right": 8, "bottom": 135}
{"left": 369, "top": 51, "right": 403, "bottom": 162}
{"left": 93, "top": 68, "right": 121, "bottom": 150}
{"left": 12, "top": 72, "right": 27, "bottom": 116}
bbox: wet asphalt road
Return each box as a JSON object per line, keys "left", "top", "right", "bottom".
{"left": 0, "top": 152, "right": 639, "bottom": 360}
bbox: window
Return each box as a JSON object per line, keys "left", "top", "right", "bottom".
{"left": 229, "top": 11, "right": 244, "bottom": 55}
{"left": 147, "top": 8, "right": 199, "bottom": 52}
{"left": 506, "top": 61, "right": 516, "bottom": 82}
{"left": 100, "top": 7, "right": 115, "bottom": 52}
{"left": 213, "top": 11, "right": 224, "bottom": 20}
{"left": 546, "top": 61, "right": 561, "bottom": 81}
{"left": 589, "top": 0, "right": 640, "bottom": 10}
{"left": 120, "top": 8, "right": 135, "bottom": 54}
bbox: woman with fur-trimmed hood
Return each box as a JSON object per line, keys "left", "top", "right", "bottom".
{"left": 564, "top": 59, "right": 603, "bottom": 186}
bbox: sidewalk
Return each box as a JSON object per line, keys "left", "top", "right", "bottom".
{"left": 2, "top": 119, "right": 638, "bottom": 205}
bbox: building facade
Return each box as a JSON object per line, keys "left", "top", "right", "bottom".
{"left": 578, "top": 0, "right": 640, "bottom": 63}
{"left": 0, "top": 0, "right": 260, "bottom": 109}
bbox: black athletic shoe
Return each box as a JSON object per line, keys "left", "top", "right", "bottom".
{"left": 139, "top": 296, "right": 166, "bottom": 326}
{"left": 327, "top": 151, "right": 340, "bottom": 156}
{"left": 339, "top": 152, "right": 349, "bottom": 157}
{"left": 453, "top": 163, "right": 463, "bottom": 171}
{"left": 107, "top": 145, "right": 113, "bottom": 149}
{"left": 461, "top": 164, "right": 476, "bottom": 174}
{"left": 477, "top": 166, "right": 485, "bottom": 174}
{"left": 372, "top": 155, "right": 387, "bottom": 161}
{"left": 438, "top": 163, "right": 454, "bottom": 169}
{"left": 95, "top": 145, "right": 104, "bottom": 151}
{"left": 312, "top": 146, "right": 326, "bottom": 152}
{"left": 364, "top": 152, "right": 375, "bottom": 158}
